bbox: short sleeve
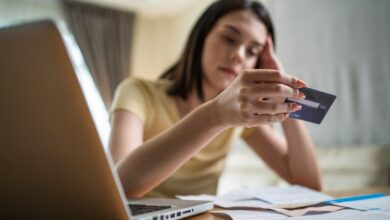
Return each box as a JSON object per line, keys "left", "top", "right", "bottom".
{"left": 240, "top": 127, "right": 257, "bottom": 139}
{"left": 109, "top": 78, "right": 148, "bottom": 122}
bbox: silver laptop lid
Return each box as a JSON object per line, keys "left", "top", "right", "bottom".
{"left": 0, "top": 20, "right": 131, "bottom": 220}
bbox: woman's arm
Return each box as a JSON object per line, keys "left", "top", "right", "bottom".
{"left": 109, "top": 70, "right": 303, "bottom": 198}
{"left": 244, "top": 35, "right": 321, "bottom": 190}
{"left": 243, "top": 121, "right": 322, "bottom": 191}
{"left": 110, "top": 102, "right": 226, "bottom": 198}
{"left": 281, "top": 118, "right": 322, "bottom": 190}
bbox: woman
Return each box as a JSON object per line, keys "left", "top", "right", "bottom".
{"left": 109, "top": 0, "right": 322, "bottom": 198}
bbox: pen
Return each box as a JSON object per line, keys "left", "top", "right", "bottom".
{"left": 325, "top": 193, "right": 386, "bottom": 204}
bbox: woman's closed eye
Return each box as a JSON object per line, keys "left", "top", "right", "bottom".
{"left": 221, "top": 35, "right": 237, "bottom": 45}
{"left": 246, "top": 47, "right": 260, "bottom": 57}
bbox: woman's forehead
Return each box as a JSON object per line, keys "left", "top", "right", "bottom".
{"left": 215, "top": 9, "right": 267, "bottom": 43}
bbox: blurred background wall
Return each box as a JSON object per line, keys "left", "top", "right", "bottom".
{"left": 1, "top": 0, "right": 389, "bottom": 194}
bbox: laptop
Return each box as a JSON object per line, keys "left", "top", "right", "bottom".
{"left": 0, "top": 20, "right": 213, "bottom": 220}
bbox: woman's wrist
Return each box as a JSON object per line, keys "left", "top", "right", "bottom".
{"left": 200, "top": 99, "right": 231, "bottom": 131}
{"left": 281, "top": 117, "right": 303, "bottom": 129}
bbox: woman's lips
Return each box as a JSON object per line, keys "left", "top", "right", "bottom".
{"left": 218, "top": 67, "right": 238, "bottom": 76}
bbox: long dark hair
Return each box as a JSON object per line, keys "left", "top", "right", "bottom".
{"left": 160, "top": 0, "right": 275, "bottom": 101}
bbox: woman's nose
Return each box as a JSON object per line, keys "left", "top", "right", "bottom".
{"left": 229, "top": 46, "right": 246, "bottom": 64}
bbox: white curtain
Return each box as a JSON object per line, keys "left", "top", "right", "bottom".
{"left": 266, "top": 0, "right": 390, "bottom": 145}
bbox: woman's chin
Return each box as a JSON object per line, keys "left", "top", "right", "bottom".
{"left": 204, "top": 75, "right": 234, "bottom": 93}
{"left": 216, "top": 80, "right": 233, "bottom": 91}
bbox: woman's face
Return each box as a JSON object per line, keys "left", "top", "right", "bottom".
{"left": 202, "top": 9, "right": 267, "bottom": 93}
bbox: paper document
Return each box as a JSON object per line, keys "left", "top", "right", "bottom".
{"left": 272, "top": 209, "right": 390, "bottom": 220}
{"left": 213, "top": 209, "right": 390, "bottom": 220}
{"left": 271, "top": 205, "right": 344, "bottom": 217}
{"left": 210, "top": 210, "right": 285, "bottom": 220}
{"left": 214, "top": 185, "right": 333, "bottom": 208}
{"left": 177, "top": 185, "right": 333, "bottom": 208}
{"left": 178, "top": 185, "right": 333, "bottom": 209}
{"left": 177, "top": 186, "right": 390, "bottom": 219}
{"left": 214, "top": 199, "right": 272, "bottom": 209}
{"left": 250, "top": 185, "right": 333, "bottom": 208}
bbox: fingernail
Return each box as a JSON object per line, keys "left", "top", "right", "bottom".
{"left": 297, "top": 80, "right": 307, "bottom": 88}
{"left": 299, "top": 92, "right": 306, "bottom": 99}
{"left": 290, "top": 103, "right": 302, "bottom": 111}
{"left": 294, "top": 104, "right": 302, "bottom": 111}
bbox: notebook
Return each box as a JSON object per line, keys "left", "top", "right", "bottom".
{"left": 0, "top": 20, "right": 212, "bottom": 220}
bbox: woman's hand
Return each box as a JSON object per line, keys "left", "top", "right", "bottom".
{"left": 259, "top": 36, "right": 284, "bottom": 71}
{"left": 210, "top": 69, "right": 306, "bottom": 128}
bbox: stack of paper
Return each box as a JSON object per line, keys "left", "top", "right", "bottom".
{"left": 178, "top": 185, "right": 333, "bottom": 209}
{"left": 211, "top": 209, "right": 390, "bottom": 220}
{"left": 177, "top": 185, "right": 390, "bottom": 219}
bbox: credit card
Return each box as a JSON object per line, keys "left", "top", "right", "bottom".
{"left": 285, "top": 87, "right": 336, "bottom": 124}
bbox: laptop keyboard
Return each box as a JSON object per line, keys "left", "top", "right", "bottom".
{"left": 129, "top": 204, "right": 172, "bottom": 216}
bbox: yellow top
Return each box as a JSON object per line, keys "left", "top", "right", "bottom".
{"left": 110, "top": 77, "right": 254, "bottom": 197}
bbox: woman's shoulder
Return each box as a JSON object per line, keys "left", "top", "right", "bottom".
{"left": 119, "top": 77, "right": 170, "bottom": 93}
{"left": 114, "top": 77, "right": 174, "bottom": 108}
{"left": 111, "top": 77, "right": 172, "bottom": 120}
{"left": 118, "top": 77, "right": 153, "bottom": 88}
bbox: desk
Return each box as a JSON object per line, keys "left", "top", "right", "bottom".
{"left": 187, "top": 186, "right": 390, "bottom": 220}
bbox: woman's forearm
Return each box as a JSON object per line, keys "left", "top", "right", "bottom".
{"left": 117, "top": 101, "right": 227, "bottom": 198}
{"left": 282, "top": 118, "right": 322, "bottom": 190}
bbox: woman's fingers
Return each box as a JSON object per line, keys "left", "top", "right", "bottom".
{"left": 213, "top": 68, "right": 309, "bottom": 127}
{"left": 240, "top": 99, "right": 301, "bottom": 115}
{"left": 240, "top": 83, "right": 305, "bottom": 100}
{"left": 240, "top": 101, "right": 301, "bottom": 115}
{"left": 243, "top": 113, "right": 288, "bottom": 126}
{"left": 242, "top": 69, "right": 306, "bottom": 88}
